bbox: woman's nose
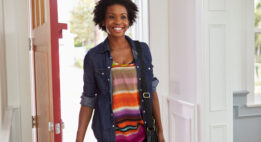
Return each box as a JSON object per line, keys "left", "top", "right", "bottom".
{"left": 114, "top": 17, "right": 122, "bottom": 24}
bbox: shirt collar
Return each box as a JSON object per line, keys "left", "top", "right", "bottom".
{"left": 97, "top": 35, "right": 136, "bottom": 53}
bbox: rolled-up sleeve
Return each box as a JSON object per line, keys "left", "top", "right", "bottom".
{"left": 152, "top": 77, "right": 159, "bottom": 93}
{"left": 141, "top": 42, "right": 159, "bottom": 93}
{"left": 80, "top": 51, "right": 97, "bottom": 108}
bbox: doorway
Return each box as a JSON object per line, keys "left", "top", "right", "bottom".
{"left": 57, "top": 0, "right": 99, "bottom": 141}
{"left": 57, "top": 0, "right": 136, "bottom": 141}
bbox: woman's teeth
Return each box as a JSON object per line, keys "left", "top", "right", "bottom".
{"left": 114, "top": 27, "right": 123, "bottom": 32}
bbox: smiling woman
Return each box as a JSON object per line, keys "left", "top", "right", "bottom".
{"left": 76, "top": 0, "right": 165, "bottom": 142}
{"left": 58, "top": 0, "right": 144, "bottom": 142}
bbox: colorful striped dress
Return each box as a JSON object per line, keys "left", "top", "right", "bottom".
{"left": 111, "top": 61, "right": 145, "bottom": 142}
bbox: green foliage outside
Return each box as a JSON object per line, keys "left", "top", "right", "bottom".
{"left": 70, "top": 0, "right": 95, "bottom": 49}
{"left": 74, "top": 38, "right": 83, "bottom": 47}
{"left": 255, "top": 1, "right": 261, "bottom": 94}
{"left": 70, "top": 0, "right": 96, "bottom": 69}
{"left": 255, "top": 1, "right": 261, "bottom": 53}
{"left": 75, "top": 58, "right": 84, "bottom": 69}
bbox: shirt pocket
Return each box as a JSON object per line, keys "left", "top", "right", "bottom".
{"left": 95, "top": 68, "right": 109, "bottom": 92}
{"left": 143, "top": 64, "right": 154, "bottom": 91}
{"left": 144, "top": 64, "right": 153, "bottom": 77}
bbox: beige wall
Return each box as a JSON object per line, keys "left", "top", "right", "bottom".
{"left": 0, "top": 0, "right": 7, "bottom": 127}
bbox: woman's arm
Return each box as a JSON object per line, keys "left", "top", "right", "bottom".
{"left": 76, "top": 106, "right": 93, "bottom": 142}
{"left": 152, "top": 91, "right": 165, "bottom": 142}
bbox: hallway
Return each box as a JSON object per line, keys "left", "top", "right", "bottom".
{"left": 2, "top": 0, "right": 261, "bottom": 142}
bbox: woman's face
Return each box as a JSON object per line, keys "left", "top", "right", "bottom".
{"left": 103, "top": 4, "right": 130, "bottom": 38}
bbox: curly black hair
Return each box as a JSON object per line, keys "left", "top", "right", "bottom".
{"left": 93, "top": 0, "right": 138, "bottom": 32}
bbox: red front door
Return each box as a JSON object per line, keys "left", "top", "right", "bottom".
{"left": 30, "top": 0, "right": 67, "bottom": 141}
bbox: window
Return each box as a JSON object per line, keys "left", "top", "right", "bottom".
{"left": 132, "top": 0, "right": 149, "bottom": 43}
{"left": 255, "top": 0, "right": 261, "bottom": 96}
{"left": 253, "top": 0, "right": 261, "bottom": 103}
{"left": 247, "top": 0, "right": 261, "bottom": 105}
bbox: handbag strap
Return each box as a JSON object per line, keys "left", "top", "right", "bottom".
{"left": 135, "top": 41, "right": 154, "bottom": 130}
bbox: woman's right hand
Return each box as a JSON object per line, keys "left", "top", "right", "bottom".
{"left": 75, "top": 106, "right": 94, "bottom": 142}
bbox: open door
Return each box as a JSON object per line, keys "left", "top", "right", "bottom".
{"left": 30, "top": 0, "right": 67, "bottom": 141}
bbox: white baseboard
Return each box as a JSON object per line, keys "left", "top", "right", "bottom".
{"left": 0, "top": 108, "right": 14, "bottom": 142}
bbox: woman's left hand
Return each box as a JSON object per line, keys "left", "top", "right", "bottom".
{"left": 157, "top": 131, "right": 165, "bottom": 142}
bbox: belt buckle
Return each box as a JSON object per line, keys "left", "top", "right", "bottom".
{"left": 143, "top": 92, "right": 150, "bottom": 98}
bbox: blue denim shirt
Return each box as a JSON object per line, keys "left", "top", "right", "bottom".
{"left": 80, "top": 35, "right": 159, "bottom": 142}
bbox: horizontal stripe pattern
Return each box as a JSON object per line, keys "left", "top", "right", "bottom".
{"left": 113, "top": 78, "right": 138, "bottom": 85}
{"left": 111, "top": 61, "right": 145, "bottom": 142}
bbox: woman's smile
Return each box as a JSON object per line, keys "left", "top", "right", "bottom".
{"left": 112, "top": 27, "right": 124, "bottom": 32}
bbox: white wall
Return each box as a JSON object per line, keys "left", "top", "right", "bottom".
{"left": 4, "top": 0, "right": 20, "bottom": 107}
{"left": 3, "top": 0, "right": 32, "bottom": 141}
{"left": 1, "top": 0, "right": 14, "bottom": 141}
{"left": 168, "top": 0, "right": 201, "bottom": 104}
{"left": 168, "top": 0, "right": 201, "bottom": 141}
{"left": 149, "top": 0, "right": 169, "bottom": 141}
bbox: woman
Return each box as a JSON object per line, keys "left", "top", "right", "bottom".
{"left": 76, "top": 0, "right": 165, "bottom": 142}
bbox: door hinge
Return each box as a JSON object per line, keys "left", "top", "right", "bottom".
{"left": 32, "top": 116, "right": 37, "bottom": 128}
{"left": 29, "top": 37, "right": 33, "bottom": 51}
{"left": 48, "top": 122, "right": 54, "bottom": 132}
{"left": 55, "top": 123, "right": 61, "bottom": 134}
{"left": 54, "top": 120, "right": 64, "bottom": 134}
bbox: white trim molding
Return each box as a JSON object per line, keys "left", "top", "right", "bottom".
{"left": 133, "top": 0, "right": 149, "bottom": 44}
{"left": 246, "top": 0, "right": 258, "bottom": 105}
{"left": 201, "top": 0, "right": 234, "bottom": 141}
{"left": 209, "top": 124, "right": 227, "bottom": 142}
{"left": 168, "top": 97, "right": 198, "bottom": 142}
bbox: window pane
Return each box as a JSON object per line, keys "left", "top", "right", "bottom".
{"left": 255, "top": 0, "right": 261, "bottom": 95}
{"left": 255, "top": 0, "right": 261, "bottom": 28}
{"left": 255, "top": 33, "right": 261, "bottom": 95}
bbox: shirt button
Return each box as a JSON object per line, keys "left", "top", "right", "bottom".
{"left": 140, "top": 89, "right": 142, "bottom": 92}
{"left": 107, "top": 78, "right": 110, "bottom": 81}
{"left": 143, "top": 110, "right": 146, "bottom": 113}
{"left": 144, "top": 121, "right": 147, "bottom": 124}
{"left": 112, "top": 125, "right": 115, "bottom": 127}
{"left": 94, "top": 93, "right": 97, "bottom": 96}
{"left": 108, "top": 66, "right": 111, "bottom": 69}
{"left": 139, "top": 78, "right": 141, "bottom": 81}
{"left": 142, "top": 99, "right": 144, "bottom": 102}
{"left": 101, "top": 72, "right": 105, "bottom": 75}
{"left": 148, "top": 67, "right": 151, "bottom": 70}
{"left": 137, "top": 66, "right": 139, "bottom": 68}
{"left": 110, "top": 56, "right": 113, "bottom": 59}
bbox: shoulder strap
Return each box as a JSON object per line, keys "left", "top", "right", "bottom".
{"left": 134, "top": 41, "right": 154, "bottom": 130}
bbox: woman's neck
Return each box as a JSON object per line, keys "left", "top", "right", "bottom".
{"left": 108, "top": 35, "right": 128, "bottom": 50}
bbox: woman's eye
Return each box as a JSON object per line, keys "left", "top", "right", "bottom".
{"left": 121, "top": 16, "right": 127, "bottom": 19}
{"left": 109, "top": 15, "right": 114, "bottom": 19}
